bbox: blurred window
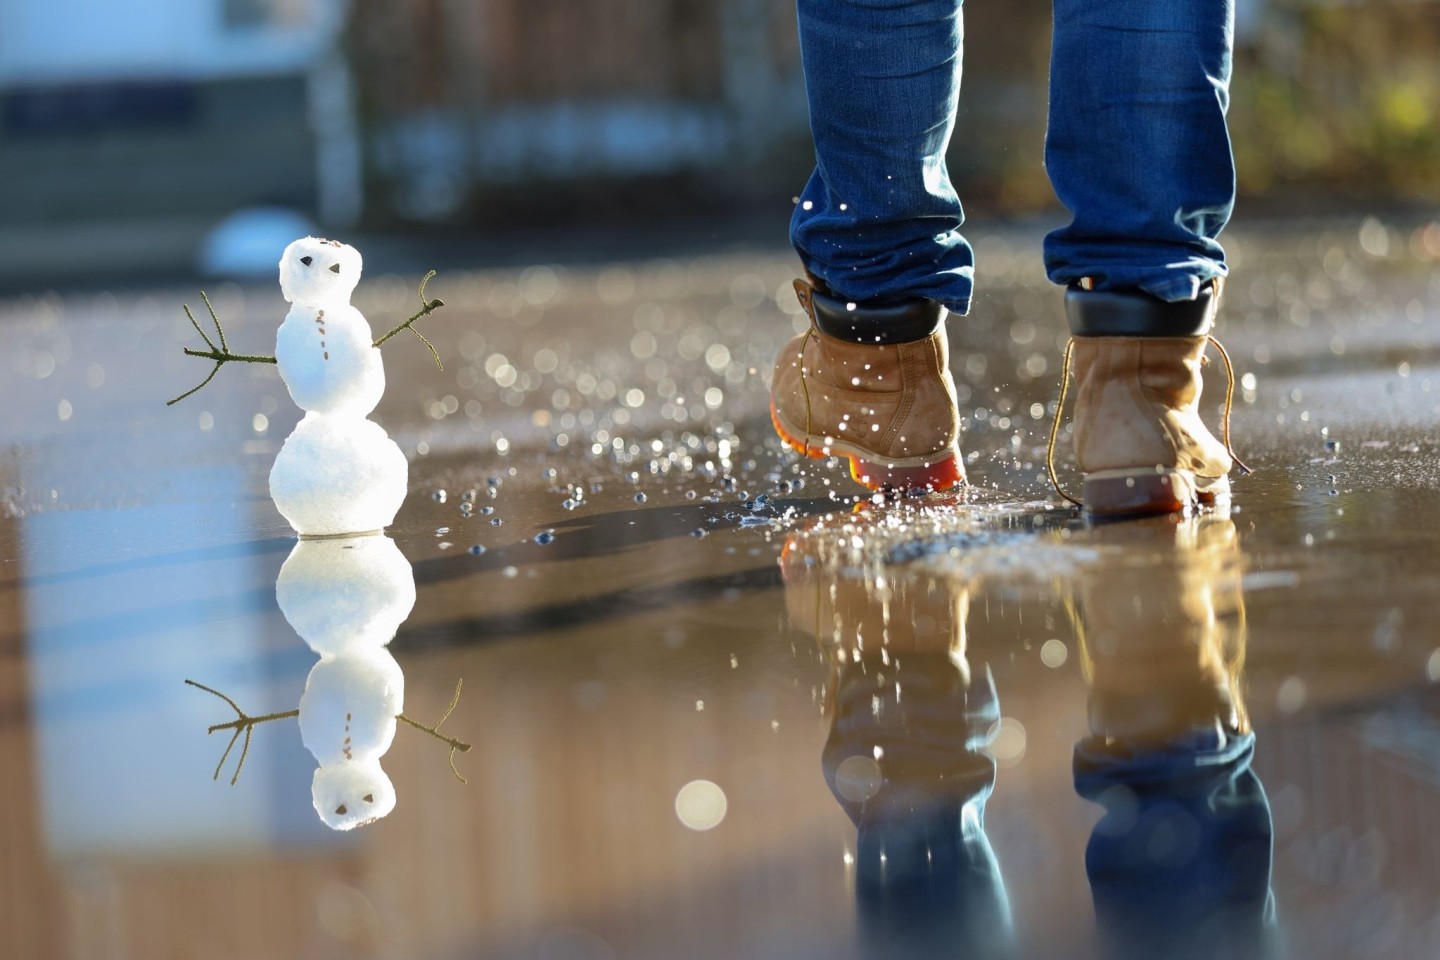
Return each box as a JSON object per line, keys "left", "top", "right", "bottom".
{"left": 223, "top": 0, "right": 314, "bottom": 30}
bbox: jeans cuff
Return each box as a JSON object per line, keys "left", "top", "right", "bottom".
{"left": 1065, "top": 285, "right": 1218, "bottom": 338}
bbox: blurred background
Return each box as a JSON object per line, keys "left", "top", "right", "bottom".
{"left": 2, "top": 0, "right": 1437, "bottom": 288}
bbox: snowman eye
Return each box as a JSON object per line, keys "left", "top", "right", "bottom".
{"left": 363, "top": 794, "right": 374, "bottom": 803}
{"left": 329, "top": 263, "right": 341, "bottom": 274}
{"left": 335, "top": 804, "right": 348, "bottom": 815}
{"left": 300, "top": 256, "right": 313, "bottom": 267}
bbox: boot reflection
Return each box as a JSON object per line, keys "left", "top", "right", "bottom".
{"left": 1071, "top": 516, "right": 1279, "bottom": 960}
{"left": 782, "top": 533, "right": 1015, "bottom": 959}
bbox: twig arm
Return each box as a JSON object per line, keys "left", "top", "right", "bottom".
{"left": 182, "top": 348, "right": 276, "bottom": 364}
{"left": 168, "top": 292, "right": 276, "bottom": 405}
{"left": 372, "top": 270, "right": 445, "bottom": 369}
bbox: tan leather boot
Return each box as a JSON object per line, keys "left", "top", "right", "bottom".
{"left": 1054, "top": 283, "right": 1241, "bottom": 517}
{"left": 770, "top": 278, "right": 964, "bottom": 492}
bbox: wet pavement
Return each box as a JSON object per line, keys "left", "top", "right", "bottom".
{"left": 3, "top": 216, "right": 1440, "bottom": 959}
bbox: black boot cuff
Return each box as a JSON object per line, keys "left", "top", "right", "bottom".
{"left": 1065, "top": 285, "right": 1218, "bottom": 338}
{"left": 802, "top": 287, "right": 947, "bottom": 345}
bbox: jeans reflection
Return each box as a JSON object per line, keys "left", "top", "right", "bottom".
{"left": 1072, "top": 515, "right": 1279, "bottom": 960}
{"left": 783, "top": 511, "right": 1279, "bottom": 958}
{"left": 782, "top": 532, "right": 1015, "bottom": 959}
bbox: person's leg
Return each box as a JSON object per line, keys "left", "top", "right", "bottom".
{"left": 791, "top": 0, "right": 972, "bottom": 312}
{"left": 1045, "top": 0, "right": 1235, "bottom": 301}
{"left": 772, "top": 0, "right": 969, "bottom": 493}
{"left": 1043, "top": 0, "right": 1243, "bottom": 516}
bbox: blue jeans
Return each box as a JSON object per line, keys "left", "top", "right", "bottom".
{"left": 791, "top": 0, "right": 1236, "bottom": 315}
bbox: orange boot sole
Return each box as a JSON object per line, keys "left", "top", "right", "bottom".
{"left": 770, "top": 400, "right": 965, "bottom": 494}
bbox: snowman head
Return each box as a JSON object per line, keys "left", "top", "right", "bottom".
{"left": 312, "top": 760, "right": 397, "bottom": 830}
{"left": 279, "top": 236, "right": 363, "bottom": 306}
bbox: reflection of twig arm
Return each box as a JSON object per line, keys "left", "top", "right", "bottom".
{"left": 167, "top": 292, "right": 276, "bottom": 406}
{"left": 397, "top": 678, "right": 472, "bottom": 783}
{"left": 185, "top": 679, "right": 298, "bottom": 786}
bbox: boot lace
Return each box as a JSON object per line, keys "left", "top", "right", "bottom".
{"left": 1044, "top": 335, "right": 1252, "bottom": 508}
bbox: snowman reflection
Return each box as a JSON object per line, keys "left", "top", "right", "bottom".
{"left": 187, "top": 533, "right": 469, "bottom": 831}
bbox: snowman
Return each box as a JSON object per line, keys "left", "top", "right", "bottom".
{"left": 186, "top": 533, "right": 468, "bottom": 831}
{"left": 268, "top": 237, "right": 409, "bottom": 535}
{"left": 170, "top": 237, "right": 444, "bottom": 536}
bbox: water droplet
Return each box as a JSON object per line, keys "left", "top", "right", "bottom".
{"left": 534, "top": 530, "right": 555, "bottom": 545}
{"left": 634, "top": 492, "right": 647, "bottom": 504}
{"left": 432, "top": 489, "right": 447, "bottom": 503}
{"left": 468, "top": 544, "right": 486, "bottom": 556}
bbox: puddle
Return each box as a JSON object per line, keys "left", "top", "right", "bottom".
{"left": 3, "top": 230, "right": 1440, "bottom": 958}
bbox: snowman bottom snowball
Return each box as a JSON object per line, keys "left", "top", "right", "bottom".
{"left": 270, "top": 412, "right": 408, "bottom": 535}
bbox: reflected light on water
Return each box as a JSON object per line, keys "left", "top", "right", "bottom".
{"left": 986, "top": 717, "right": 1028, "bottom": 765}
{"left": 674, "top": 779, "right": 727, "bottom": 831}
{"left": 833, "top": 755, "right": 883, "bottom": 803}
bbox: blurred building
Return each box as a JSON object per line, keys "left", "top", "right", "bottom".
{"left": 0, "top": 0, "right": 361, "bottom": 283}
{"left": 344, "top": 0, "right": 808, "bottom": 226}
